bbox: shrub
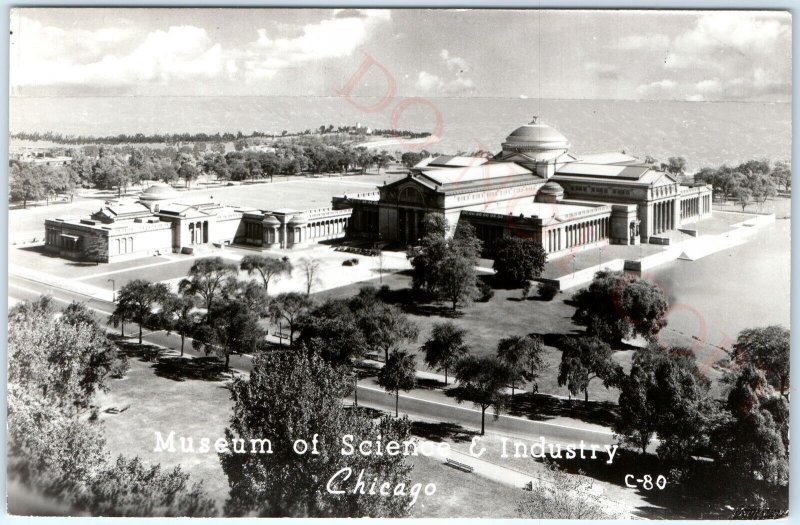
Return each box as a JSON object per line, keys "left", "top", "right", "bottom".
{"left": 538, "top": 281, "right": 559, "bottom": 301}
{"left": 476, "top": 280, "right": 494, "bottom": 302}
{"left": 110, "top": 353, "right": 130, "bottom": 379}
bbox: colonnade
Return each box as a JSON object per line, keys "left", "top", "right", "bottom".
{"left": 652, "top": 200, "right": 675, "bottom": 236}
{"left": 552, "top": 216, "right": 609, "bottom": 252}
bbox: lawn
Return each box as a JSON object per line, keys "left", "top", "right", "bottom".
{"left": 96, "top": 340, "right": 527, "bottom": 518}
{"left": 318, "top": 270, "right": 626, "bottom": 403}
{"left": 408, "top": 453, "right": 522, "bottom": 518}
{"left": 96, "top": 345, "right": 235, "bottom": 513}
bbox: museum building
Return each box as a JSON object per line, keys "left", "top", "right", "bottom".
{"left": 44, "top": 183, "right": 353, "bottom": 263}
{"left": 333, "top": 118, "right": 712, "bottom": 256}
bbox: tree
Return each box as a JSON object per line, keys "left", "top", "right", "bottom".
{"left": 295, "top": 299, "right": 367, "bottom": 366}
{"left": 733, "top": 185, "right": 753, "bottom": 211}
{"left": 496, "top": 335, "right": 545, "bottom": 397}
{"left": 378, "top": 350, "right": 417, "bottom": 417}
{"left": 614, "top": 346, "right": 718, "bottom": 462}
{"left": 711, "top": 365, "right": 788, "bottom": 493}
{"left": 193, "top": 298, "right": 266, "bottom": 369}
{"left": 557, "top": 336, "right": 622, "bottom": 402}
{"left": 421, "top": 322, "right": 469, "bottom": 385}
{"left": 179, "top": 257, "right": 238, "bottom": 313}
{"left": 453, "top": 355, "right": 512, "bottom": 435}
{"left": 571, "top": 271, "right": 668, "bottom": 345}
{"left": 112, "top": 279, "right": 169, "bottom": 344}
{"left": 9, "top": 296, "right": 117, "bottom": 411}
{"left": 298, "top": 257, "right": 322, "bottom": 295}
{"left": 516, "top": 462, "right": 620, "bottom": 519}
{"left": 400, "top": 151, "right": 424, "bottom": 168}
{"left": 268, "top": 292, "right": 313, "bottom": 347}
{"left": 158, "top": 292, "right": 198, "bottom": 356}
{"left": 240, "top": 255, "right": 292, "bottom": 295}
{"left": 771, "top": 160, "right": 791, "bottom": 192}
{"left": 220, "top": 350, "right": 414, "bottom": 517}
{"left": 420, "top": 221, "right": 483, "bottom": 312}
{"left": 7, "top": 298, "right": 216, "bottom": 516}
{"left": 178, "top": 161, "right": 198, "bottom": 189}
{"left": 9, "top": 164, "right": 47, "bottom": 208}
{"left": 660, "top": 156, "right": 687, "bottom": 176}
{"left": 492, "top": 237, "right": 547, "bottom": 287}
{"left": 731, "top": 325, "right": 790, "bottom": 397}
{"left": 359, "top": 302, "right": 419, "bottom": 362}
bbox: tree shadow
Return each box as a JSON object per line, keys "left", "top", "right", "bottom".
{"left": 114, "top": 339, "right": 162, "bottom": 363}
{"left": 415, "top": 377, "right": 447, "bottom": 390}
{"left": 506, "top": 392, "right": 619, "bottom": 427}
{"left": 411, "top": 421, "right": 476, "bottom": 443}
{"left": 152, "top": 356, "right": 228, "bottom": 382}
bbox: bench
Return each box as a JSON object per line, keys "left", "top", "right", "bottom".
{"left": 444, "top": 458, "right": 474, "bottom": 473}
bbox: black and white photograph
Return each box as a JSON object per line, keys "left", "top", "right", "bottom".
{"left": 5, "top": 6, "right": 792, "bottom": 520}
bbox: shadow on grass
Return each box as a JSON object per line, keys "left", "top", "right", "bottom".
{"left": 113, "top": 338, "right": 162, "bottom": 363}
{"left": 411, "top": 421, "right": 476, "bottom": 443}
{"left": 152, "top": 356, "right": 228, "bottom": 382}
{"left": 506, "top": 392, "right": 619, "bottom": 428}
{"left": 444, "top": 385, "right": 618, "bottom": 428}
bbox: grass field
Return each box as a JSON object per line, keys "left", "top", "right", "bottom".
{"left": 318, "top": 271, "right": 626, "bottom": 403}
{"left": 97, "top": 342, "right": 526, "bottom": 518}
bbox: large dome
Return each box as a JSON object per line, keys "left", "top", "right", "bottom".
{"left": 501, "top": 117, "right": 570, "bottom": 162}
{"left": 139, "top": 183, "right": 179, "bottom": 203}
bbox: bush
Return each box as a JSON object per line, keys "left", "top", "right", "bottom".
{"left": 475, "top": 280, "right": 494, "bottom": 302}
{"left": 110, "top": 353, "right": 130, "bottom": 378}
{"left": 538, "top": 282, "right": 559, "bottom": 301}
{"left": 342, "top": 258, "right": 360, "bottom": 266}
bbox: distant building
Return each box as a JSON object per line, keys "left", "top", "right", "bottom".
{"left": 44, "top": 183, "right": 352, "bottom": 263}
{"left": 333, "top": 117, "right": 712, "bottom": 255}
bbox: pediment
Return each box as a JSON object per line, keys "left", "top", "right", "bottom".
{"left": 380, "top": 178, "right": 439, "bottom": 206}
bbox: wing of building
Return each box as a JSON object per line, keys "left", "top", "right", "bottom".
{"left": 333, "top": 117, "right": 712, "bottom": 256}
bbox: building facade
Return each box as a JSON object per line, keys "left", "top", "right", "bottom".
{"left": 44, "top": 183, "right": 352, "bottom": 263}
{"left": 334, "top": 118, "right": 712, "bottom": 257}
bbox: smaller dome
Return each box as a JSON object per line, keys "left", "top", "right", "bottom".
{"left": 287, "top": 214, "right": 308, "bottom": 226}
{"left": 262, "top": 215, "right": 280, "bottom": 226}
{"left": 539, "top": 181, "right": 564, "bottom": 194}
{"left": 139, "top": 183, "right": 178, "bottom": 202}
{"left": 535, "top": 181, "right": 564, "bottom": 203}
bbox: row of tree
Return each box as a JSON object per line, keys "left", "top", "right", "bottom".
{"left": 8, "top": 137, "right": 400, "bottom": 205}
{"left": 695, "top": 159, "right": 789, "bottom": 210}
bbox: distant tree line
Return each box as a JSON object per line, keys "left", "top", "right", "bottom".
{"left": 10, "top": 126, "right": 430, "bottom": 145}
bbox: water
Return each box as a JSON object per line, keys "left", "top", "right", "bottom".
{"left": 645, "top": 214, "right": 790, "bottom": 363}
{"left": 9, "top": 97, "right": 791, "bottom": 171}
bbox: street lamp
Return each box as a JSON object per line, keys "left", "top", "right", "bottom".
{"left": 353, "top": 369, "right": 360, "bottom": 407}
{"left": 108, "top": 279, "right": 116, "bottom": 302}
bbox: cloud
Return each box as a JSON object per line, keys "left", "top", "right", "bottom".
{"left": 243, "top": 10, "right": 390, "bottom": 81}
{"left": 413, "top": 48, "right": 474, "bottom": 95}
{"left": 661, "top": 13, "right": 790, "bottom": 100}
{"left": 11, "top": 9, "right": 391, "bottom": 93}
{"left": 614, "top": 34, "right": 670, "bottom": 51}
{"left": 636, "top": 79, "right": 678, "bottom": 97}
{"left": 585, "top": 61, "right": 620, "bottom": 80}
{"left": 626, "top": 13, "right": 790, "bottom": 101}
{"left": 11, "top": 18, "right": 225, "bottom": 92}
{"left": 440, "top": 49, "right": 470, "bottom": 73}
{"left": 415, "top": 70, "right": 474, "bottom": 94}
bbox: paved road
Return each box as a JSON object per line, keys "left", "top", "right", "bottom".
{"left": 9, "top": 273, "right": 615, "bottom": 446}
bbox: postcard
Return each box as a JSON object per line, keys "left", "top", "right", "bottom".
{"left": 6, "top": 7, "right": 791, "bottom": 520}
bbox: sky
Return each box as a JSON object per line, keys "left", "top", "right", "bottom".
{"left": 9, "top": 8, "right": 792, "bottom": 103}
